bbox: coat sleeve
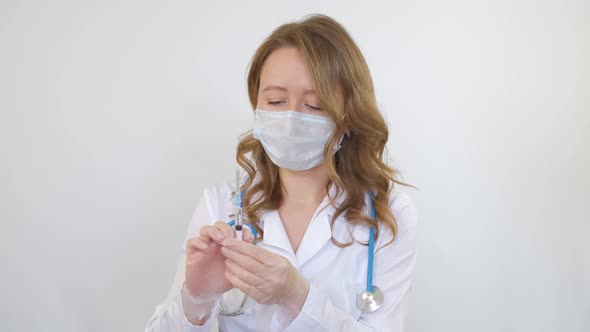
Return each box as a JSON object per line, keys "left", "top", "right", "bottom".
{"left": 144, "top": 187, "right": 223, "bottom": 332}
{"left": 272, "top": 192, "right": 418, "bottom": 332}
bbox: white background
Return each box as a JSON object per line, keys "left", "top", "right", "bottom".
{"left": 1, "top": 0, "right": 588, "bottom": 331}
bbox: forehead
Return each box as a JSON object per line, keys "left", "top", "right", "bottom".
{"left": 259, "top": 47, "right": 315, "bottom": 89}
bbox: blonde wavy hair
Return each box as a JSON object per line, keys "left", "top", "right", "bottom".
{"left": 236, "top": 14, "right": 410, "bottom": 247}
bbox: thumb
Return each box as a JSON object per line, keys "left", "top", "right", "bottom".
{"left": 241, "top": 225, "right": 256, "bottom": 243}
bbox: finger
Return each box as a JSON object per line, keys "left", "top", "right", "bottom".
{"left": 187, "top": 237, "right": 209, "bottom": 250}
{"left": 197, "top": 234, "right": 212, "bottom": 245}
{"left": 225, "top": 259, "right": 265, "bottom": 287}
{"left": 220, "top": 246, "right": 266, "bottom": 275}
{"left": 214, "top": 221, "right": 235, "bottom": 239}
{"left": 222, "top": 237, "right": 272, "bottom": 263}
{"left": 185, "top": 237, "right": 209, "bottom": 255}
{"left": 186, "top": 238, "right": 211, "bottom": 262}
{"left": 242, "top": 226, "right": 255, "bottom": 242}
{"left": 199, "top": 225, "right": 226, "bottom": 244}
{"left": 188, "top": 234, "right": 213, "bottom": 247}
{"left": 224, "top": 270, "right": 259, "bottom": 301}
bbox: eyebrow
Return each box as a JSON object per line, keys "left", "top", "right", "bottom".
{"left": 262, "top": 85, "right": 316, "bottom": 95}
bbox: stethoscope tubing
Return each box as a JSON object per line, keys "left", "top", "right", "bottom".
{"left": 219, "top": 190, "right": 380, "bottom": 316}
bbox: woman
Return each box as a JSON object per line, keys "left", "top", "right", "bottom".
{"left": 146, "top": 14, "right": 417, "bottom": 332}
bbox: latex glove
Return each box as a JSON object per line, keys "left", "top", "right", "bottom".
{"left": 183, "top": 222, "right": 254, "bottom": 323}
{"left": 220, "top": 237, "right": 310, "bottom": 318}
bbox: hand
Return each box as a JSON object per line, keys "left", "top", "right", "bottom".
{"left": 185, "top": 222, "right": 255, "bottom": 298}
{"left": 220, "top": 237, "right": 310, "bottom": 317}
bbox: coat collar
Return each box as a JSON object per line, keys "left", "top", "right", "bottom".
{"left": 258, "top": 184, "right": 371, "bottom": 268}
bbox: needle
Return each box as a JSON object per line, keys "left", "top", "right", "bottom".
{"left": 235, "top": 168, "right": 243, "bottom": 240}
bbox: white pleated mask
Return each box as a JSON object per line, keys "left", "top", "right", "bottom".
{"left": 252, "top": 109, "right": 342, "bottom": 171}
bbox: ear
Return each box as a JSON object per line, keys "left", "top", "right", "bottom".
{"left": 340, "top": 111, "right": 351, "bottom": 138}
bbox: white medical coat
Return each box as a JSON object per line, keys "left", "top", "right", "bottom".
{"left": 145, "top": 182, "right": 418, "bottom": 332}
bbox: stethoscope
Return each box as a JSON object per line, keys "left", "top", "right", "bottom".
{"left": 356, "top": 193, "right": 384, "bottom": 314}
{"left": 218, "top": 190, "right": 383, "bottom": 316}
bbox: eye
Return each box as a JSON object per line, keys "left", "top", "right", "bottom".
{"left": 305, "top": 104, "right": 323, "bottom": 111}
{"left": 268, "top": 101, "right": 285, "bottom": 105}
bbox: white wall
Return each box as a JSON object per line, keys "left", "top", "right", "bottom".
{"left": 0, "top": 1, "right": 588, "bottom": 331}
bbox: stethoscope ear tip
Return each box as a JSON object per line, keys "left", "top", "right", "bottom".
{"left": 356, "top": 286, "right": 384, "bottom": 313}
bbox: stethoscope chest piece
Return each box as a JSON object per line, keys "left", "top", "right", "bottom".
{"left": 356, "top": 286, "right": 384, "bottom": 313}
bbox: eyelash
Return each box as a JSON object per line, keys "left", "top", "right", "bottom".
{"left": 267, "top": 101, "right": 322, "bottom": 111}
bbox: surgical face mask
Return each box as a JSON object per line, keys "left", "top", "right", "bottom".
{"left": 252, "top": 109, "right": 342, "bottom": 171}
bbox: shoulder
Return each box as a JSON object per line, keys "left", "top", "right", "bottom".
{"left": 388, "top": 187, "right": 418, "bottom": 236}
{"left": 183, "top": 182, "right": 235, "bottom": 243}
{"left": 199, "top": 181, "right": 235, "bottom": 221}
{"left": 202, "top": 181, "right": 234, "bottom": 200}
{"left": 376, "top": 186, "right": 418, "bottom": 246}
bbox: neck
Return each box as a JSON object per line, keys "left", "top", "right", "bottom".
{"left": 278, "top": 164, "right": 330, "bottom": 207}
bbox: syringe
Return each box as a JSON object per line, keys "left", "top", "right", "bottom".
{"left": 235, "top": 168, "right": 243, "bottom": 240}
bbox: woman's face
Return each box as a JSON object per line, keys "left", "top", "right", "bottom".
{"left": 256, "top": 47, "right": 342, "bottom": 118}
